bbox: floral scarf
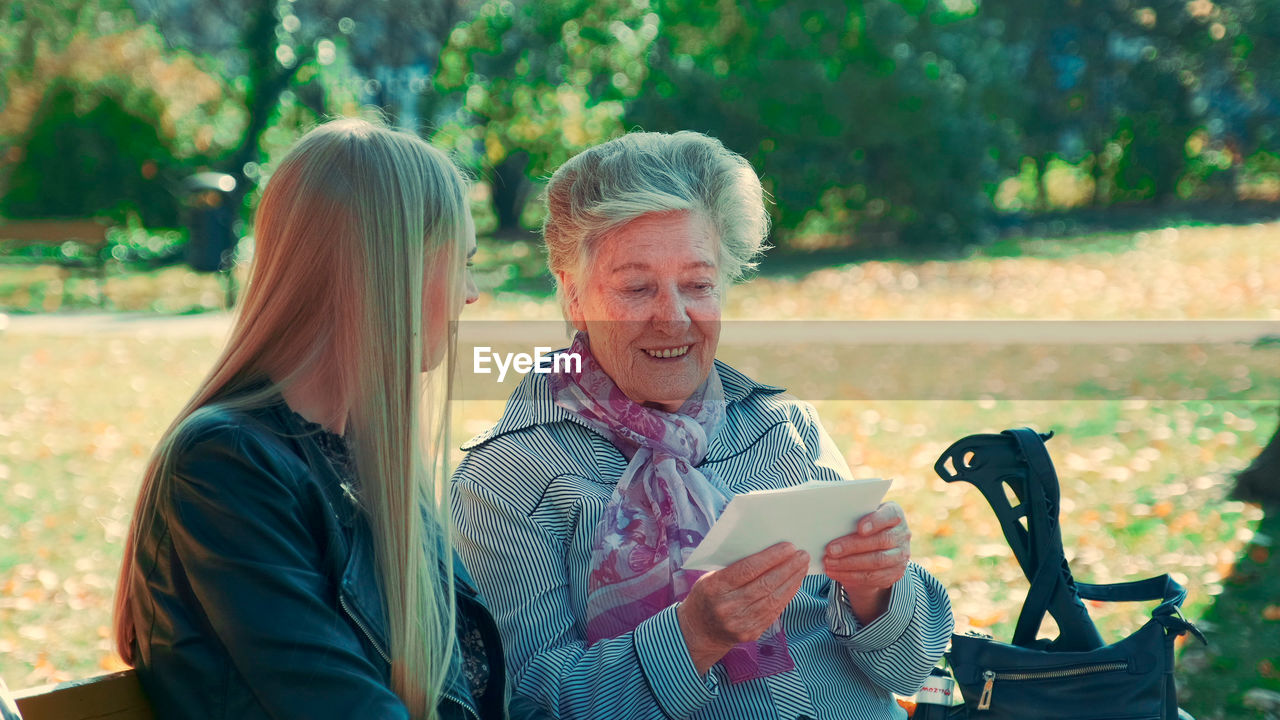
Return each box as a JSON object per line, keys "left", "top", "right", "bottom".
{"left": 549, "top": 332, "right": 794, "bottom": 684}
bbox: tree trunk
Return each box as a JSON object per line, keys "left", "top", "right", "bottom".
{"left": 221, "top": 0, "right": 307, "bottom": 220}
{"left": 1090, "top": 151, "right": 1107, "bottom": 208}
{"left": 491, "top": 151, "right": 532, "bottom": 236}
{"left": 15, "top": 14, "right": 40, "bottom": 80}
{"left": 1034, "top": 153, "right": 1050, "bottom": 213}
{"left": 1151, "top": 80, "right": 1192, "bottom": 204}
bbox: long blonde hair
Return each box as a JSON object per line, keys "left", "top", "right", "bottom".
{"left": 113, "top": 117, "right": 469, "bottom": 720}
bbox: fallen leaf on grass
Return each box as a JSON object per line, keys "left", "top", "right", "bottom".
{"left": 1263, "top": 605, "right": 1280, "bottom": 622}
{"left": 965, "top": 609, "right": 1008, "bottom": 629}
{"left": 98, "top": 653, "right": 129, "bottom": 672}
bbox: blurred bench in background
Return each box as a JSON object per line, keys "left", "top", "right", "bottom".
{"left": 0, "top": 219, "right": 113, "bottom": 307}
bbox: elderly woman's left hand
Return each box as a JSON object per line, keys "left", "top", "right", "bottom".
{"left": 822, "top": 501, "right": 911, "bottom": 623}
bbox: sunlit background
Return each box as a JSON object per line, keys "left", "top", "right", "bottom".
{"left": 1, "top": 0, "right": 1278, "bottom": 717}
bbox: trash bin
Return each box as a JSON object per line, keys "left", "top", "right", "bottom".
{"left": 182, "top": 172, "right": 238, "bottom": 273}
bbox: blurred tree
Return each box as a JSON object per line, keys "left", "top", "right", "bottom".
{"left": 628, "top": 0, "right": 1018, "bottom": 247}
{"left": 1, "top": 0, "right": 140, "bottom": 144}
{"left": 981, "top": 0, "right": 1280, "bottom": 208}
{"left": 129, "top": 0, "right": 473, "bottom": 216}
{"left": 1177, "top": 0, "right": 1280, "bottom": 201}
{"left": 1, "top": 78, "right": 181, "bottom": 225}
{"left": 6, "top": 0, "right": 1276, "bottom": 248}
{"left": 0, "top": 0, "right": 125, "bottom": 86}
{"left": 978, "top": 0, "right": 1201, "bottom": 208}
{"left": 0, "top": 10, "right": 238, "bottom": 226}
{"left": 433, "top": 0, "right": 1279, "bottom": 246}
{"left": 434, "top": 0, "right": 656, "bottom": 235}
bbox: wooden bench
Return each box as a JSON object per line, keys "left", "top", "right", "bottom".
{"left": 5, "top": 670, "right": 152, "bottom": 720}
{"left": 0, "top": 218, "right": 113, "bottom": 306}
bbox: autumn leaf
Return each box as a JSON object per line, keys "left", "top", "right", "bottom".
{"left": 98, "top": 653, "right": 130, "bottom": 673}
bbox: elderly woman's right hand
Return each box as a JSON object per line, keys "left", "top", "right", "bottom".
{"left": 676, "top": 543, "right": 810, "bottom": 675}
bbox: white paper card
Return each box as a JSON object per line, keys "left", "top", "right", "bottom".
{"left": 682, "top": 478, "right": 892, "bottom": 575}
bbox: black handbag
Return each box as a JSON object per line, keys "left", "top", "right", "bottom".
{"left": 931, "top": 428, "right": 1205, "bottom": 720}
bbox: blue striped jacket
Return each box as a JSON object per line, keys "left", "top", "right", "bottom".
{"left": 452, "top": 360, "right": 954, "bottom": 720}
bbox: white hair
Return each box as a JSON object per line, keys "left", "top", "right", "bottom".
{"left": 543, "top": 131, "right": 770, "bottom": 313}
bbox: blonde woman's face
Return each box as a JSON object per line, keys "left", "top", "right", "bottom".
{"left": 456, "top": 210, "right": 480, "bottom": 315}
{"left": 423, "top": 210, "right": 478, "bottom": 371}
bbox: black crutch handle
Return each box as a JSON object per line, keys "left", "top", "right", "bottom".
{"left": 935, "top": 429, "right": 1105, "bottom": 651}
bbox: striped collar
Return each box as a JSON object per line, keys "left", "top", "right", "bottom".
{"left": 460, "top": 358, "right": 785, "bottom": 451}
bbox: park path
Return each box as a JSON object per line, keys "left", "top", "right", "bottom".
{"left": 1, "top": 311, "right": 235, "bottom": 337}
{"left": 3, "top": 311, "right": 1279, "bottom": 345}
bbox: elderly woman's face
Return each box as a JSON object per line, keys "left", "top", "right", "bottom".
{"left": 565, "top": 211, "right": 721, "bottom": 412}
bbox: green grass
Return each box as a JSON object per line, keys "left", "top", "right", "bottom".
{"left": 1178, "top": 511, "right": 1280, "bottom": 717}
{"left": 2, "top": 221, "right": 1278, "bottom": 718}
{"left": 978, "top": 228, "right": 1144, "bottom": 258}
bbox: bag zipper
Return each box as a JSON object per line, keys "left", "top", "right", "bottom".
{"left": 977, "top": 662, "right": 1130, "bottom": 710}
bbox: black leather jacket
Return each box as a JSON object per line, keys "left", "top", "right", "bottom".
{"left": 124, "top": 398, "right": 550, "bottom": 720}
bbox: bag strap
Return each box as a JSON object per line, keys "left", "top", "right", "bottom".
{"left": 1006, "top": 428, "right": 1106, "bottom": 651}
{"left": 1076, "top": 574, "right": 1182, "bottom": 605}
{"left": 1077, "top": 574, "right": 1207, "bottom": 644}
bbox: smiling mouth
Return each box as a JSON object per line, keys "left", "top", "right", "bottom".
{"left": 644, "top": 345, "right": 691, "bottom": 359}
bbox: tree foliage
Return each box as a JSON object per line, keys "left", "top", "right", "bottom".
{"left": 0, "top": 7, "right": 238, "bottom": 226}
{"left": 629, "top": 0, "right": 1016, "bottom": 245}
{"left": 124, "top": 0, "right": 470, "bottom": 215}
{"left": 4, "top": 0, "right": 1279, "bottom": 246}
{"left": 435, "top": 0, "right": 1280, "bottom": 247}
{"left": 433, "top": 0, "right": 656, "bottom": 232}
{"left": 1, "top": 79, "right": 181, "bottom": 225}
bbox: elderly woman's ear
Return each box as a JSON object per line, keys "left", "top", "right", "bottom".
{"left": 557, "top": 270, "right": 589, "bottom": 333}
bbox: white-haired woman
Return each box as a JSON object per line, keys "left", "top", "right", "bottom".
{"left": 453, "top": 131, "right": 954, "bottom": 719}
{"left": 113, "top": 118, "right": 548, "bottom": 720}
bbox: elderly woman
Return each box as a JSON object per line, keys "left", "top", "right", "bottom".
{"left": 452, "top": 131, "right": 953, "bottom": 719}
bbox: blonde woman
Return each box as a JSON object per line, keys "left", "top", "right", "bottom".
{"left": 113, "top": 119, "right": 548, "bottom": 720}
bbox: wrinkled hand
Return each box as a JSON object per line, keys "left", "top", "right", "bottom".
{"left": 677, "top": 542, "right": 809, "bottom": 675}
{"left": 822, "top": 502, "right": 911, "bottom": 623}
